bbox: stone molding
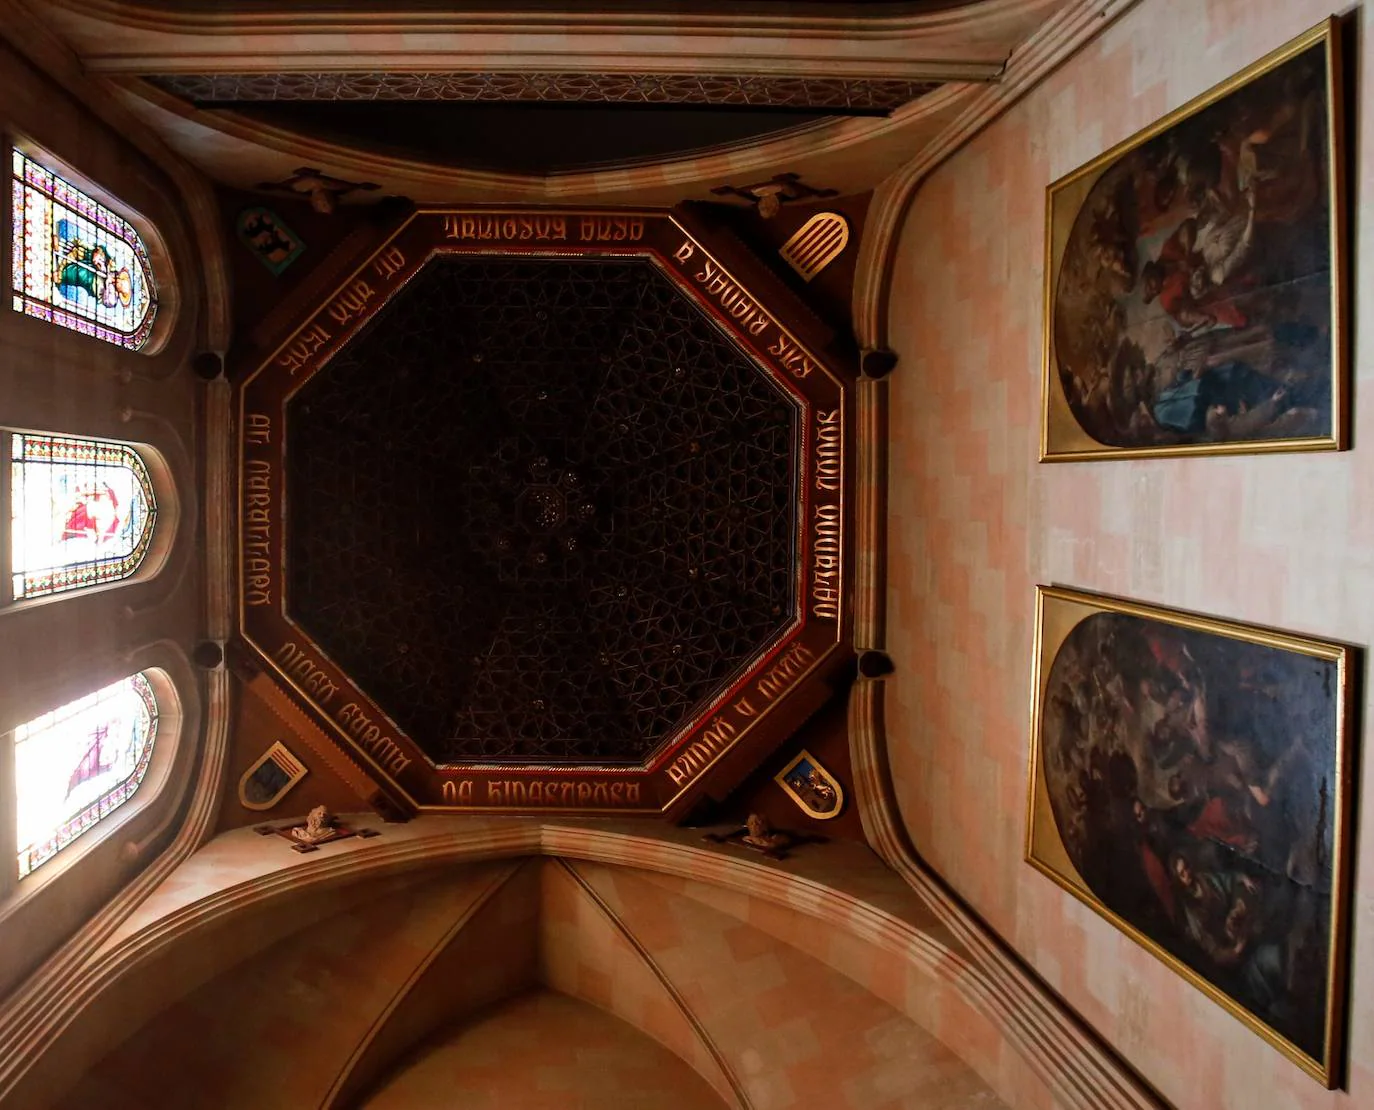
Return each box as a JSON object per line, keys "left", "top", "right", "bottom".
{"left": 146, "top": 71, "right": 940, "bottom": 112}
{"left": 852, "top": 0, "right": 1141, "bottom": 346}
{"left": 109, "top": 76, "right": 975, "bottom": 205}
{"left": 2, "top": 0, "right": 231, "bottom": 350}
{"left": 40, "top": 0, "right": 1068, "bottom": 80}
{"left": 844, "top": 7, "right": 1164, "bottom": 1100}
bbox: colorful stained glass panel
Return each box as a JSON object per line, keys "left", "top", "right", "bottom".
{"left": 10, "top": 149, "right": 157, "bottom": 350}
{"left": 10, "top": 433, "right": 158, "bottom": 599}
{"left": 15, "top": 672, "right": 158, "bottom": 878}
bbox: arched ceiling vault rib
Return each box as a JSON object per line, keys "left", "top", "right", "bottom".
{"left": 845, "top": 2, "right": 1163, "bottom": 1107}
{"left": 0, "top": 3, "right": 235, "bottom": 1089}
{"left": 321, "top": 860, "right": 533, "bottom": 1110}
{"left": 0, "top": 823, "right": 959, "bottom": 1107}
{"left": 554, "top": 858, "right": 753, "bottom": 1110}
{"left": 1, "top": 0, "right": 230, "bottom": 347}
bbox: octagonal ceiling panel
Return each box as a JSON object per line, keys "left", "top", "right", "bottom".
{"left": 238, "top": 209, "right": 852, "bottom": 817}
{"left": 287, "top": 255, "right": 798, "bottom": 767}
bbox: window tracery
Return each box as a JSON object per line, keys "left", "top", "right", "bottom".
{"left": 14, "top": 672, "right": 159, "bottom": 878}
{"left": 10, "top": 149, "right": 157, "bottom": 350}
{"left": 9, "top": 432, "right": 159, "bottom": 600}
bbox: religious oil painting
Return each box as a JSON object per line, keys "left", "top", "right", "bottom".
{"left": 775, "top": 749, "right": 844, "bottom": 820}
{"left": 1042, "top": 19, "right": 1345, "bottom": 460}
{"left": 1027, "top": 586, "right": 1353, "bottom": 1085}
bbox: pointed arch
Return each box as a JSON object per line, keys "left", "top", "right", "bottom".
{"left": 9, "top": 432, "right": 160, "bottom": 601}
{"left": 10, "top": 148, "right": 158, "bottom": 351}
{"left": 14, "top": 672, "right": 159, "bottom": 879}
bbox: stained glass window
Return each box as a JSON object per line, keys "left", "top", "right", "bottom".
{"left": 11, "top": 149, "right": 157, "bottom": 350}
{"left": 10, "top": 433, "right": 158, "bottom": 599}
{"left": 15, "top": 673, "right": 158, "bottom": 878}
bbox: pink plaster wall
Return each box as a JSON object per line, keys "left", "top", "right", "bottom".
{"left": 578, "top": 862, "right": 1004, "bottom": 1109}
{"left": 53, "top": 866, "right": 524, "bottom": 1109}
{"left": 362, "top": 990, "right": 729, "bottom": 1110}
{"left": 885, "top": 2, "right": 1374, "bottom": 1107}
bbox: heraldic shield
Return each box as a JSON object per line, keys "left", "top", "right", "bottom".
{"left": 238, "top": 741, "right": 308, "bottom": 811}
{"left": 775, "top": 749, "right": 845, "bottom": 820}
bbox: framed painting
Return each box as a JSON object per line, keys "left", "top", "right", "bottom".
{"left": 1041, "top": 18, "right": 1346, "bottom": 460}
{"left": 1026, "top": 586, "right": 1355, "bottom": 1084}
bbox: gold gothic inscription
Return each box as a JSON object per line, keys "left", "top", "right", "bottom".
{"left": 338, "top": 701, "right": 412, "bottom": 776}
{"left": 326, "top": 278, "right": 376, "bottom": 327}
{"left": 373, "top": 246, "right": 406, "bottom": 282}
{"left": 441, "top": 778, "right": 644, "bottom": 806}
{"left": 673, "top": 241, "right": 772, "bottom": 338}
{"left": 665, "top": 715, "right": 739, "bottom": 787}
{"left": 767, "top": 333, "right": 817, "bottom": 380}
{"left": 811, "top": 504, "right": 842, "bottom": 621}
{"left": 275, "top": 641, "right": 338, "bottom": 705}
{"left": 666, "top": 640, "right": 819, "bottom": 789}
{"left": 243, "top": 458, "right": 272, "bottom": 606}
{"left": 440, "top": 214, "right": 646, "bottom": 244}
{"left": 755, "top": 639, "right": 818, "bottom": 701}
{"left": 814, "top": 409, "right": 841, "bottom": 492}
{"left": 443, "top": 214, "right": 568, "bottom": 242}
{"left": 276, "top": 322, "right": 331, "bottom": 376}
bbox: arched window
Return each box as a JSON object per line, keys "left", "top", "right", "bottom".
{"left": 10, "top": 148, "right": 158, "bottom": 350}
{"left": 15, "top": 672, "right": 158, "bottom": 878}
{"left": 9, "top": 432, "right": 159, "bottom": 600}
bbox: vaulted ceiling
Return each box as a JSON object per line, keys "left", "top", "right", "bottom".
{"left": 47, "top": 833, "right": 1007, "bottom": 1110}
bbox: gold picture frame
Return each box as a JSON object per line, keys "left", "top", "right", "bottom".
{"left": 775, "top": 749, "right": 845, "bottom": 820}
{"left": 1027, "top": 585, "right": 1355, "bottom": 1085}
{"left": 1042, "top": 18, "right": 1346, "bottom": 460}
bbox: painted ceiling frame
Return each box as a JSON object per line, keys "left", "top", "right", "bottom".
{"left": 236, "top": 208, "right": 854, "bottom": 819}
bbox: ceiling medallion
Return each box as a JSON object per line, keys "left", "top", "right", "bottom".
{"left": 238, "top": 208, "right": 853, "bottom": 818}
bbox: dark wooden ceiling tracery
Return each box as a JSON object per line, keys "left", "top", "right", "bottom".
{"left": 287, "top": 255, "right": 799, "bottom": 766}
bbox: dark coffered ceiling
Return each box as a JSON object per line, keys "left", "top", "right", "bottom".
{"left": 210, "top": 102, "right": 834, "bottom": 175}
{"left": 286, "top": 256, "right": 799, "bottom": 766}
{"left": 144, "top": 73, "right": 939, "bottom": 174}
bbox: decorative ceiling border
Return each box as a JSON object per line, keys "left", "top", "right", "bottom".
{"left": 145, "top": 72, "right": 941, "bottom": 112}
{"left": 236, "top": 208, "right": 853, "bottom": 817}
{"left": 107, "top": 76, "right": 975, "bottom": 205}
